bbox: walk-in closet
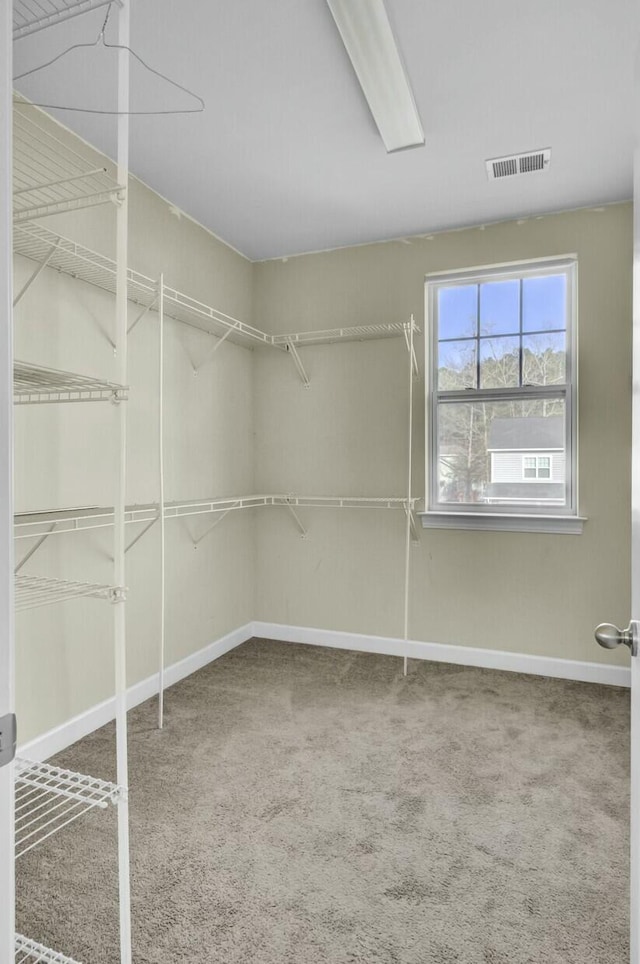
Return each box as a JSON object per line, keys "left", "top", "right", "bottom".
{"left": 1, "top": 2, "right": 638, "bottom": 962}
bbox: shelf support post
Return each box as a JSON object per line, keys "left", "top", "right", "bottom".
{"left": 114, "top": 3, "right": 132, "bottom": 961}
{"left": 158, "top": 274, "right": 166, "bottom": 730}
{"left": 285, "top": 341, "right": 310, "bottom": 388}
{"left": 0, "top": 9, "right": 14, "bottom": 953}
{"left": 403, "top": 317, "right": 415, "bottom": 677}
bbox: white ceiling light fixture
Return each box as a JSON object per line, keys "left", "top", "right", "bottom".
{"left": 326, "top": 0, "right": 425, "bottom": 153}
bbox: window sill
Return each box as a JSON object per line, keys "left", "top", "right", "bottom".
{"left": 419, "top": 512, "right": 585, "bottom": 534}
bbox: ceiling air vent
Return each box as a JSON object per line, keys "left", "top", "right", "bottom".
{"left": 486, "top": 148, "right": 551, "bottom": 180}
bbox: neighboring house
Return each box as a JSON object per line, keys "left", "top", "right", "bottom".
{"left": 486, "top": 416, "right": 565, "bottom": 505}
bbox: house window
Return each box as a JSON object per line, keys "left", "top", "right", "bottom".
{"left": 523, "top": 456, "right": 551, "bottom": 480}
{"left": 424, "top": 257, "right": 578, "bottom": 528}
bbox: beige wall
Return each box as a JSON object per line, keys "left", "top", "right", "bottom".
{"left": 252, "top": 204, "right": 633, "bottom": 667}
{"left": 14, "top": 112, "right": 256, "bottom": 743}
{"left": 15, "top": 103, "right": 634, "bottom": 746}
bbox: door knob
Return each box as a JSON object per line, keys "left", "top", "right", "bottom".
{"left": 595, "top": 622, "right": 638, "bottom": 656}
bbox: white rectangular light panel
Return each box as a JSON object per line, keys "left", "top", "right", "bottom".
{"left": 327, "top": 0, "right": 425, "bottom": 153}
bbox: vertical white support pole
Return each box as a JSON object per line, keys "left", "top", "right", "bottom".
{"left": 0, "top": 7, "right": 15, "bottom": 963}
{"left": 114, "top": 4, "right": 132, "bottom": 962}
{"left": 403, "top": 316, "right": 415, "bottom": 677}
{"left": 158, "top": 274, "right": 166, "bottom": 729}
{"left": 630, "top": 40, "right": 640, "bottom": 962}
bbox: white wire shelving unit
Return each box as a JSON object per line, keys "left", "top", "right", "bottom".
{"left": 161, "top": 283, "right": 276, "bottom": 348}
{"left": 14, "top": 758, "right": 123, "bottom": 859}
{"left": 13, "top": 221, "right": 274, "bottom": 348}
{"left": 14, "top": 361, "right": 127, "bottom": 404}
{"left": 13, "top": 104, "right": 125, "bottom": 224}
{"left": 15, "top": 934, "right": 84, "bottom": 964}
{"left": 13, "top": 220, "right": 414, "bottom": 356}
{"left": 14, "top": 504, "right": 158, "bottom": 539}
{"left": 15, "top": 574, "right": 123, "bottom": 611}
{"left": 13, "top": 221, "right": 156, "bottom": 313}
{"left": 11, "top": 3, "right": 133, "bottom": 962}
{"left": 13, "top": 492, "right": 420, "bottom": 583}
{"left": 13, "top": 0, "right": 116, "bottom": 40}
{"left": 272, "top": 323, "right": 408, "bottom": 347}
{"left": 14, "top": 494, "right": 419, "bottom": 538}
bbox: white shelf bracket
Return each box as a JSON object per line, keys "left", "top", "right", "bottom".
{"left": 193, "top": 327, "right": 233, "bottom": 374}
{"left": 124, "top": 516, "right": 158, "bottom": 553}
{"left": 193, "top": 504, "right": 237, "bottom": 547}
{"left": 14, "top": 523, "right": 58, "bottom": 573}
{"left": 127, "top": 293, "right": 158, "bottom": 336}
{"left": 403, "top": 320, "right": 419, "bottom": 378}
{"left": 13, "top": 239, "right": 59, "bottom": 308}
{"left": 284, "top": 499, "right": 308, "bottom": 538}
{"left": 285, "top": 341, "right": 311, "bottom": 388}
{"left": 405, "top": 505, "right": 419, "bottom": 544}
{"left": 175, "top": 325, "right": 199, "bottom": 370}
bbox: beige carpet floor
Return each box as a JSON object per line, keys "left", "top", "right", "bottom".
{"left": 16, "top": 638, "right": 630, "bottom": 963}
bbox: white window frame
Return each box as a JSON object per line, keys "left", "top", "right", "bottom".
{"left": 523, "top": 455, "right": 552, "bottom": 481}
{"left": 421, "top": 255, "right": 583, "bottom": 534}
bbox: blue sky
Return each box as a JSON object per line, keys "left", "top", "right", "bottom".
{"left": 437, "top": 275, "right": 567, "bottom": 385}
{"left": 438, "top": 274, "right": 566, "bottom": 341}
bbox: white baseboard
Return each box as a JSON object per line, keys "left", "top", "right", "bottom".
{"left": 19, "top": 618, "right": 629, "bottom": 762}
{"left": 251, "top": 621, "right": 631, "bottom": 688}
{"left": 19, "top": 622, "right": 253, "bottom": 762}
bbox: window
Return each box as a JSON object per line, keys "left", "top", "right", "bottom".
{"left": 523, "top": 456, "right": 551, "bottom": 480}
{"left": 424, "top": 257, "right": 578, "bottom": 531}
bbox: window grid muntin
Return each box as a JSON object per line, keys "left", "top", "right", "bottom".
{"left": 523, "top": 455, "right": 552, "bottom": 480}
{"left": 426, "top": 258, "right": 576, "bottom": 517}
{"left": 437, "top": 277, "right": 567, "bottom": 391}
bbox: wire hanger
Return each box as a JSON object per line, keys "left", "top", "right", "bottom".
{"left": 13, "top": 3, "right": 205, "bottom": 115}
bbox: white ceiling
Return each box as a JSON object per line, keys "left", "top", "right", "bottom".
{"left": 13, "top": 0, "right": 636, "bottom": 261}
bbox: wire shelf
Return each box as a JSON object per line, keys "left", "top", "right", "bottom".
{"left": 13, "top": 222, "right": 416, "bottom": 351}
{"left": 163, "top": 495, "right": 274, "bottom": 519}
{"left": 13, "top": 106, "right": 125, "bottom": 223}
{"left": 15, "top": 934, "right": 83, "bottom": 964}
{"left": 14, "top": 361, "right": 128, "bottom": 404}
{"left": 270, "top": 495, "right": 418, "bottom": 509}
{"left": 13, "top": 222, "right": 270, "bottom": 346}
{"left": 14, "top": 504, "right": 158, "bottom": 539}
{"left": 164, "top": 494, "right": 418, "bottom": 516}
{"left": 14, "top": 757, "right": 123, "bottom": 859}
{"left": 272, "top": 322, "right": 414, "bottom": 347}
{"left": 13, "top": 221, "right": 158, "bottom": 309}
{"left": 16, "top": 934, "right": 84, "bottom": 964}
{"left": 15, "top": 573, "right": 123, "bottom": 610}
{"left": 13, "top": 0, "right": 115, "bottom": 40}
{"left": 161, "top": 284, "right": 277, "bottom": 348}
{"left": 14, "top": 496, "right": 418, "bottom": 540}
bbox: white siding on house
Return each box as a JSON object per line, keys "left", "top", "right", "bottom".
{"left": 491, "top": 451, "right": 565, "bottom": 483}
{"left": 552, "top": 452, "right": 566, "bottom": 482}
{"left": 492, "top": 452, "right": 524, "bottom": 483}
